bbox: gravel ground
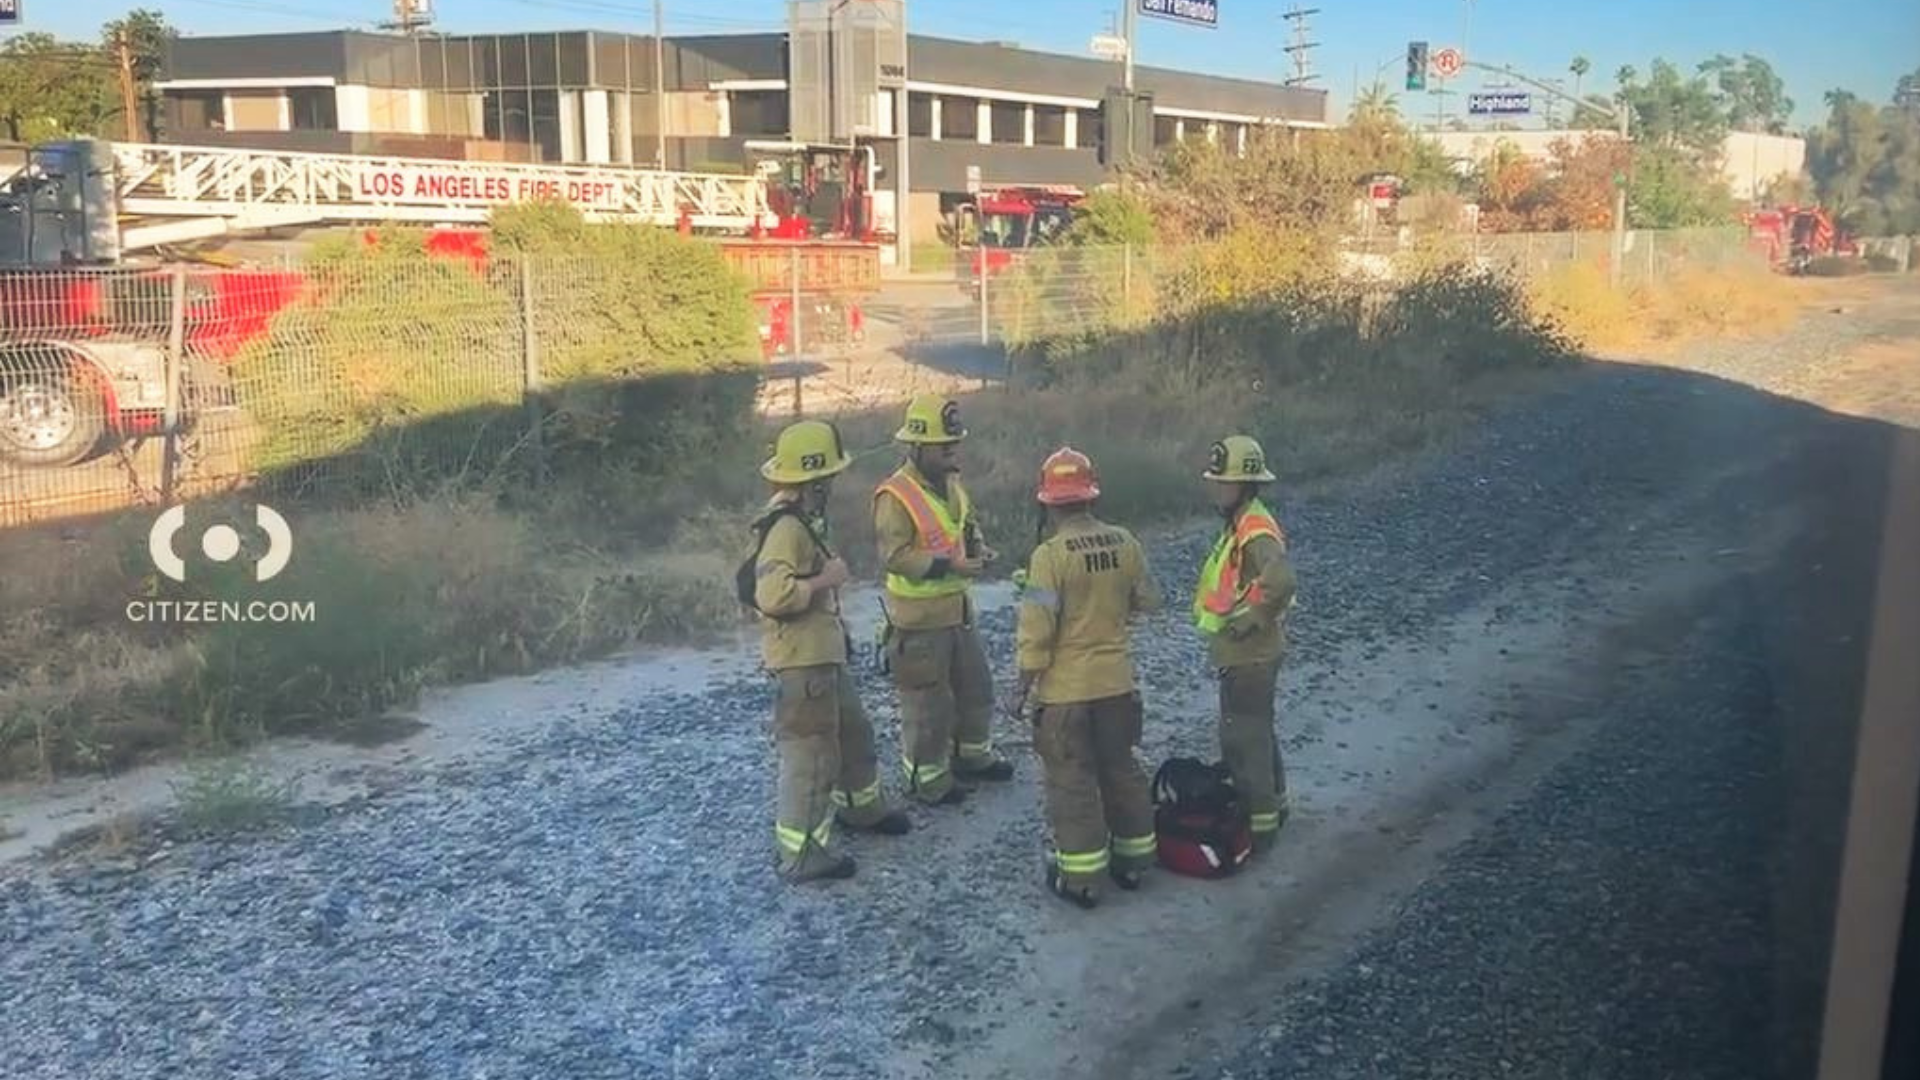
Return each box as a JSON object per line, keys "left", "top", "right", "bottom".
{"left": 2, "top": 280, "right": 1914, "bottom": 1080}
{"left": 1187, "top": 280, "right": 1919, "bottom": 1080}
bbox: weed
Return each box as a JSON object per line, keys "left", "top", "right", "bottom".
{"left": 169, "top": 758, "right": 300, "bottom": 835}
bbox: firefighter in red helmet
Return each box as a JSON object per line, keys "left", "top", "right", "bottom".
{"left": 1013, "top": 447, "right": 1164, "bottom": 908}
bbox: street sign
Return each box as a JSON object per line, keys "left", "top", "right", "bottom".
{"left": 1139, "top": 0, "right": 1218, "bottom": 29}
{"left": 1089, "top": 33, "right": 1128, "bottom": 60}
{"left": 0, "top": 0, "right": 20, "bottom": 23}
{"left": 966, "top": 165, "right": 982, "bottom": 195}
{"left": 1467, "top": 91, "right": 1532, "bottom": 116}
{"left": 1432, "top": 47, "right": 1464, "bottom": 78}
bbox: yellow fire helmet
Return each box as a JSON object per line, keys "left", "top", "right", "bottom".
{"left": 894, "top": 393, "right": 967, "bottom": 445}
{"left": 761, "top": 419, "right": 853, "bottom": 484}
{"left": 1202, "top": 434, "right": 1276, "bottom": 483}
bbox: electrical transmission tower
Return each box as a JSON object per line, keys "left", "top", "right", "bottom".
{"left": 1282, "top": 5, "right": 1321, "bottom": 87}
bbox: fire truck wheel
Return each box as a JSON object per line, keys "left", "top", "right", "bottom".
{"left": 0, "top": 364, "right": 106, "bottom": 468}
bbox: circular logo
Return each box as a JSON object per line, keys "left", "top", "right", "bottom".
{"left": 940, "top": 400, "right": 964, "bottom": 436}
{"left": 1433, "top": 47, "right": 1464, "bottom": 77}
{"left": 1207, "top": 441, "right": 1228, "bottom": 474}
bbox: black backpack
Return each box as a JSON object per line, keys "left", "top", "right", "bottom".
{"left": 735, "top": 504, "right": 832, "bottom": 615}
{"left": 1151, "top": 757, "right": 1254, "bottom": 878}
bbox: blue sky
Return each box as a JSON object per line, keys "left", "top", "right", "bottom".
{"left": 16, "top": 0, "right": 1918, "bottom": 128}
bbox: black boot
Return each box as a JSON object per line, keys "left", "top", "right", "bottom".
{"left": 1046, "top": 862, "right": 1098, "bottom": 909}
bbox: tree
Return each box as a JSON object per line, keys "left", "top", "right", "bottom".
{"left": 1804, "top": 71, "right": 1920, "bottom": 235}
{"left": 1570, "top": 56, "right": 1591, "bottom": 102}
{"left": 1698, "top": 53, "right": 1794, "bottom": 134}
{"left": 101, "top": 9, "right": 175, "bottom": 140}
{"left": 1618, "top": 59, "right": 1729, "bottom": 161}
{"left": 0, "top": 33, "right": 116, "bottom": 143}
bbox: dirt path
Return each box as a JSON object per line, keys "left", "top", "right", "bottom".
{"left": 1, "top": 278, "right": 1914, "bottom": 1080}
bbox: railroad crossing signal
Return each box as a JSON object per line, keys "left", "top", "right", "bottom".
{"left": 1406, "top": 41, "right": 1428, "bottom": 91}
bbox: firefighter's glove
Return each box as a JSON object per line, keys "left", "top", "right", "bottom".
{"left": 1224, "top": 613, "right": 1262, "bottom": 641}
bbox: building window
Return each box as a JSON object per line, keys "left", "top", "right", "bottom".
{"left": 940, "top": 95, "right": 977, "bottom": 140}
{"left": 730, "top": 90, "right": 788, "bottom": 137}
{"left": 1078, "top": 107, "right": 1102, "bottom": 150}
{"left": 531, "top": 88, "right": 562, "bottom": 162}
{"left": 1154, "top": 114, "right": 1178, "bottom": 147}
{"left": 990, "top": 101, "right": 1025, "bottom": 145}
{"left": 1032, "top": 104, "right": 1067, "bottom": 147}
{"left": 288, "top": 88, "right": 337, "bottom": 131}
{"left": 173, "top": 90, "right": 222, "bottom": 130}
{"left": 907, "top": 93, "right": 933, "bottom": 137}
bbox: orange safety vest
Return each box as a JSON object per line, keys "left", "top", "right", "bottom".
{"left": 876, "top": 468, "right": 973, "bottom": 599}
{"left": 1192, "top": 499, "right": 1285, "bottom": 634}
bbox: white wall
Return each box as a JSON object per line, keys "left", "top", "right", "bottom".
{"left": 1422, "top": 128, "right": 1809, "bottom": 202}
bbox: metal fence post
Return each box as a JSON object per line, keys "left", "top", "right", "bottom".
{"left": 978, "top": 241, "right": 990, "bottom": 346}
{"left": 520, "top": 255, "right": 546, "bottom": 479}
{"left": 1122, "top": 242, "right": 1134, "bottom": 312}
{"left": 789, "top": 247, "right": 803, "bottom": 356}
{"left": 159, "top": 264, "right": 187, "bottom": 503}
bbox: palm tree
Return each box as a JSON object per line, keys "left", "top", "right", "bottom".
{"left": 1351, "top": 81, "right": 1400, "bottom": 123}
{"left": 1570, "top": 56, "right": 1590, "bottom": 101}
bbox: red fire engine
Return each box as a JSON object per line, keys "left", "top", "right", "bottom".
{"left": 951, "top": 184, "right": 1084, "bottom": 295}
{"left": 1742, "top": 204, "right": 1858, "bottom": 273}
{"left": 0, "top": 137, "right": 881, "bottom": 468}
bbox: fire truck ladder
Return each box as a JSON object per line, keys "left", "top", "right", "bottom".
{"left": 77, "top": 141, "right": 778, "bottom": 251}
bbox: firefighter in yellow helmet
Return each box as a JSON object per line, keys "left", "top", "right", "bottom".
{"left": 873, "top": 394, "right": 1015, "bottom": 806}
{"left": 751, "top": 419, "right": 911, "bottom": 884}
{"left": 1014, "top": 447, "right": 1163, "bottom": 908}
{"left": 1193, "top": 435, "right": 1299, "bottom": 852}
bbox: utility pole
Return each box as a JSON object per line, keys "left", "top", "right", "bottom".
{"left": 1282, "top": 5, "right": 1321, "bottom": 88}
{"left": 1122, "top": 0, "right": 1135, "bottom": 92}
{"left": 114, "top": 31, "right": 143, "bottom": 143}
{"left": 654, "top": 0, "right": 667, "bottom": 168}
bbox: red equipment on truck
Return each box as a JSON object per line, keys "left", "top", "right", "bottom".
{"left": 0, "top": 137, "right": 880, "bottom": 468}
{"left": 951, "top": 184, "right": 1084, "bottom": 296}
{"left": 1743, "top": 204, "right": 1857, "bottom": 274}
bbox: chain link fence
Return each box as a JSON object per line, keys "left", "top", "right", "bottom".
{"left": 0, "top": 228, "right": 1770, "bottom": 526}
{"left": 1469, "top": 226, "right": 1764, "bottom": 284}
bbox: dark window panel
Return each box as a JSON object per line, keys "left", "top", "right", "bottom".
{"left": 1154, "top": 114, "right": 1177, "bottom": 146}
{"left": 559, "top": 33, "right": 590, "bottom": 86}
{"left": 501, "top": 34, "right": 530, "bottom": 87}
{"left": 990, "top": 101, "right": 1024, "bottom": 144}
{"left": 941, "top": 95, "right": 977, "bottom": 139}
{"left": 477, "top": 38, "right": 500, "bottom": 87}
{"left": 501, "top": 88, "right": 532, "bottom": 145}
{"left": 530, "top": 87, "right": 561, "bottom": 161}
{"left": 907, "top": 92, "right": 932, "bottom": 137}
{"left": 419, "top": 39, "right": 447, "bottom": 88}
{"left": 528, "top": 33, "right": 558, "bottom": 86}
{"left": 1032, "top": 103, "right": 1066, "bottom": 146}
{"left": 445, "top": 40, "right": 473, "bottom": 89}
{"left": 288, "top": 88, "right": 337, "bottom": 131}
{"left": 1077, "top": 107, "right": 1102, "bottom": 149}
{"left": 730, "top": 90, "right": 788, "bottom": 137}
{"left": 593, "top": 33, "right": 630, "bottom": 90}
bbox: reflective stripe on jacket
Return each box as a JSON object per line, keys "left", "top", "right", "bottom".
{"left": 1193, "top": 499, "right": 1285, "bottom": 635}
{"left": 876, "top": 467, "right": 973, "bottom": 601}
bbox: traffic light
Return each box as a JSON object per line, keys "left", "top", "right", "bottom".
{"left": 1406, "top": 41, "right": 1429, "bottom": 91}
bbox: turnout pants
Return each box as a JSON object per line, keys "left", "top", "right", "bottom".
{"left": 1219, "top": 659, "right": 1288, "bottom": 847}
{"left": 887, "top": 623, "right": 999, "bottom": 803}
{"left": 773, "top": 663, "right": 889, "bottom": 876}
{"left": 1034, "top": 692, "right": 1156, "bottom": 899}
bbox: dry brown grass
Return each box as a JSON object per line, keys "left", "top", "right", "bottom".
{"left": 1529, "top": 261, "right": 1798, "bottom": 354}
{"left": 8, "top": 258, "right": 1762, "bottom": 783}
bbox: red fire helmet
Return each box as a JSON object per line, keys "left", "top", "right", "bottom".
{"left": 1036, "top": 446, "right": 1101, "bottom": 505}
